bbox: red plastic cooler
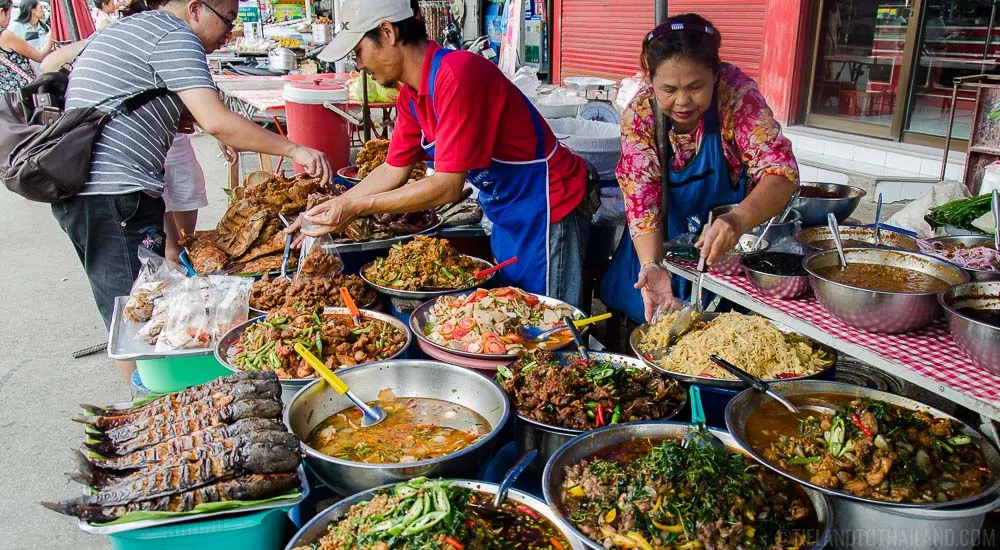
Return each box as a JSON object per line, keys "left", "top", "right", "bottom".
{"left": 282, "top": 80, "right": 351, "bottom": 173}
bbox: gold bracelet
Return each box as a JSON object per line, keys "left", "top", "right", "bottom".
{"left": 640, "top": 259, "right": 664, "bottom": 270}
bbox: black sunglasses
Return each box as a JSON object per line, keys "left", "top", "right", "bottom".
{"left": 197, "top": 0, "right": 235, "bottom": 31}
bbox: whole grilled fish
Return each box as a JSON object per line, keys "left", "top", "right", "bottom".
{"left": 75, "top": 379, "right": 281, "bottom": 430}
{"left": 72, "top": 430, "right": 300, "bottom": 489}
{"left": 43, "top": 473, "right": 300, "bottom": 523}
{"left": 85, "top": 400, "right": 283, "bottom": 456}
{"left": 79, "top": 371, "right": 278, "bottom": 418}
{"left": 67, "top": 443, "right": 301, "bottom": 505}
{"left": 85, "top": 419, "right": 286, "bottom": 470}
{"left": 95, "top": 398, "right": 283, "bottom": 445}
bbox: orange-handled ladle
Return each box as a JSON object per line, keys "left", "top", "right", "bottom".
{"left": 339, "top": 287, "right": 361, "bottom": 327}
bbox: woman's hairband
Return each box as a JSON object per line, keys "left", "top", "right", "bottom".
{"left": 646, "top": 21, "right": 715, "bottom": 42}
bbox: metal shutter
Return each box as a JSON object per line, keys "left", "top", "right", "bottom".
{"left": 667, "top": 0, "right": 769, "bottom": 79}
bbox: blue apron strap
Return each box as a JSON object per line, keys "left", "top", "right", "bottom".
{"left": 408, "top": 99, "right": 419, "bottom": 124}
{"left": 426, "top": 48, "right": 452, "bottom": 121}
{"left": 518, "top": 92, "right": 547, "bottom": 160}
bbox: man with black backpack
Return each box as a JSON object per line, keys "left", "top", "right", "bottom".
{"left": 39, "top": 0, "right": 331, "bottom": 383}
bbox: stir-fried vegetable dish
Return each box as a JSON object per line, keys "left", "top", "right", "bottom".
{"left": 497, "top": 351, "right": 684, "bottom": 430}
{"left": 364, "top": 236, "right": 484, "bottom": 291}
{"left": 294, "top": 478, "right": 571, "bottom": 549}
{"left": 424, "top": 287, "right": 576, "bottom": 355}
{"left": 306, "top": 389, "right": 490, "bottom": 464}
{"left": 748, "top": 394, "right": 996, "bottom": 503}
{"left": 559, "top": 431, "right": 815, "bottom": 549}
{"left": 229, "top": 305, "right": 406, "bottom": 379}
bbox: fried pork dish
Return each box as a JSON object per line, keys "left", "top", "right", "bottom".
{"left": 44, "top": 372, "right": 301, "bottom": 523}
{"left": 559, "top": 432, "right": 815, "bottom": 550}
{"left": 292, "top": 478, "right": 570, "bottom": 550}
{"left": 356, "top": 139, "right": 427, "bottom": 180}
{"left": 249, "top": 273, "right": 377, "bottom": 313}
{"left": 307, "top": 186, "right": 441, "bottom": 243}
{"left": 748, "top": 395, "right": 996, "bottom": 504}
{"left": 364, "top": 236, "right": 483, "bottom": 291}
{"left": 497, "top": 351, "right": 684, "bottom": 430}
{"left": 229, "top": 305, "right": 406, "bottom": 379}
{"left": 181, "top": 173, "right": 324, "bottom": 274}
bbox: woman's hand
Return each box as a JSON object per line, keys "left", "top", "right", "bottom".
{"left": 696, "top": 212, "right": 743, "bottom": 266}
{"left": 634, "top": 263, "right": 679, "bottom": 322}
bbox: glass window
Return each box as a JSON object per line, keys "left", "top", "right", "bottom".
{"left": 905, "top": 0, "right": 1000, "bottom": 139}
{"left": 809, "top": 0, "right": 913, "bottom": 127}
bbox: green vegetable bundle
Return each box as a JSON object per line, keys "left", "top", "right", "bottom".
{"left": 925, "top": 194, "right": 993, "bottom": 232}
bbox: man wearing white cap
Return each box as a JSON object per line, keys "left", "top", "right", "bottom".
{"left": 294, "top": 0, "right": 597, "bottom": 308}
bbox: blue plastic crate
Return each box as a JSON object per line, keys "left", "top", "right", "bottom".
{"left": 108, "top": 507, "right": 287, "bottom": 550}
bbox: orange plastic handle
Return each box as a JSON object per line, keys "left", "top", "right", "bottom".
{"left": 340, "top": 287, "right": 361, "bottom": 326}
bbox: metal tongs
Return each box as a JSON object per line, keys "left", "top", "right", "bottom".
{"left": 667, "top": 211, "right": 713, "bottom": 341}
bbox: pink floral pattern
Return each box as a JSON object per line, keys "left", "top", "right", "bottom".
{"left": 616, "top": 63, "right": 799, "bottom": 238}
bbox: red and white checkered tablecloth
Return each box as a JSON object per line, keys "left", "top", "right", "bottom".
{"left": 667, "top": 260, "right": 1000, "bottom": 409}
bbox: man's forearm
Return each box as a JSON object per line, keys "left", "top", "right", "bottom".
{"left": 352, "top": 172, "right": 466, "bottom": 216}
{"left": 209, "top": 114, "right": 297, "bottom": 157}
{"left": 343, "top": 162, "right": 412, "bottom": 199}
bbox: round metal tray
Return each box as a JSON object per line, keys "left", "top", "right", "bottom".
{"left": 725, "top": 379, "right": 1000, "bottom": 509}
{"left": 359, "top": 255, "right": 494, "bottom": 300}
{"left": 328, "top": 213, "right": 444, "bottom": 254}
{"left": 629, "top": 312, "right": 837, "bottom": 389}
{"left": 248, "top": 293, "right": 381, "bottom": 319}
{"left": 215, "top": 306, "right": 412, "bottom": 382}
{"left": 335, "top": 165, "right": 362, "bottom": 184}
{"left": 409, "top": 290, "right": 587, "bottom": 361}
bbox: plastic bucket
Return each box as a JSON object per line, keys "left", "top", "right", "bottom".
{"left": 134, "top": 354, "right": 230, "bottom": 394}
{"left": 108, "top": 507, "right": 287, "bottom": 550}
{"left": 283, "top": 81, "right": 351, "bottom": 174}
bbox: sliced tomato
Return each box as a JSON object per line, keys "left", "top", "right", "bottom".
{"left": 452, "top": 327, "right": 470, "bottom": 340}
{"left": 523, "top": 293, "right": 540, "bottom": 306}
{"left": 438, "top": 322, "right": 456, "bottom": 336}
{"left": 484, "top": 337, "right": 507, "bottom": 354}
{"left": 503, "top": 332, "right": 522, "bottom": 343}
{"left": 492, "top": 287, "right": 514, "bottom": 297}
{"left": 458, "top": 317, "right": 476, "bottom": 330}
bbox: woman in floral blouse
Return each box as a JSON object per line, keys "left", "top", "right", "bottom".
{"left": 600, "top": 13, "right": 799, "bottom": 323}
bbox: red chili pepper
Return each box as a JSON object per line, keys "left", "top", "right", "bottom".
{"left": 466, "top": 519, "right": 476, "bottom": 528}
{"left": 851, "top": 412, "right": 874, "bottom": 437}
{"left": 979, "top": 466, "right": 993, "bottom": 474}
{"left": 516, "top": 504, "right": 540, "bottom": 520}
{"left": 550, "top": 537, "right": 566, "bottom": 550}
{"left": 443, "top": 536, "right": 464, "bottom": 549}
{"left": 595, "top": 405, "right": 605, "bottom": 427}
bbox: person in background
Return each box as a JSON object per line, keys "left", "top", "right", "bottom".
{"left": 8, "top": 0, "right": 49, "bottom": 72}
{"left": 42, "top": 0, "right": 331, "bottom": 384}
{"left": 162, "top": 130, "right": 208, "bottom": 263}
{"left": 0, "top": 0, "right": 50, "bottom": 91}
{"left": 600, "top": 14, "right": 799, "bottom": 323}
{"left": 299, "top": 0, "right": 598, "bottom": 309}
{"left": 93, "top": 0, "right": 116, "bottom": 28}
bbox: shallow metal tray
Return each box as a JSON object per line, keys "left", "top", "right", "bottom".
{"left": 629, "top": 312, "right": 837, "bottom": 389}
{"left": 107, "top": 296, "right": 215, "bottom": 361}
{"left": 359, "top": 255, "right": 495, "bottom": 300}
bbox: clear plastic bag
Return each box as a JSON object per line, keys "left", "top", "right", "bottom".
{"left": 154, "top": 278, "right": 213, "bottom": 352}
{"left": 296, "top": 217, "right": 344, "bottom": 279}
{"left": 208, "top": 275, "right": 253, "bottom": 339}
{"left": 123, "top": 248, "right": 186, "bottom": 323}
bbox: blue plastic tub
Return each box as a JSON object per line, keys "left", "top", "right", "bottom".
{"left": 108, "top": 507, "right": 287, "bottom": 550}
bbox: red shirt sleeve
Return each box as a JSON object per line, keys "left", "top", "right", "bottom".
{"left": 424, "top": 61, "right": 506, "bottom": 173}
{"left": 385, "top": 87, "right": 426, "bottom": 168}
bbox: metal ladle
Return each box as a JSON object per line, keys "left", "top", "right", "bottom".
{"left": 669, "top": 211, "right": 714, "bottom": 341}
{"left": 294, "top": 343, "right": 386, "bottom": 427}
{"left": 682, "top": 385, "right": 726, "bottom": 451}
{"left": 874, "top": 192, "right": 884, "bottom": 246}
{"left": 492, "top": 449, "right": 538, "bottom": 507}
{"left": 992, "top": 189, "right": 999, "bottom": 252}
{"left": 827, "top": 212, "right": 848, "bottom": 268}
{"left": 709, "top": 354, "right": 835, "bottom": 415}
{"left": 752, "top": 190, "right": 799, "bottom": 251}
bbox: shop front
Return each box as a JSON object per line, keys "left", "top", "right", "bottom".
{"left": 803, "top": 0, "right": 1000, "bottom": 147}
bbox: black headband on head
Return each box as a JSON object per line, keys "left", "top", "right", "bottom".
{"left": 646, "top": 21, "right": 715, "bottom": 42}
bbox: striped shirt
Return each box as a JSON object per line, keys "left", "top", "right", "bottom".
{"left": 66, "top": 11, "right": 216, "bottom": 196}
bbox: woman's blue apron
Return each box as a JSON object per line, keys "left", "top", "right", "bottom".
{"left": 598, "top": 90, "right": 747, "bottom": 323}
{"left": 411, "top": 48, "right": 554, "bottom": 295}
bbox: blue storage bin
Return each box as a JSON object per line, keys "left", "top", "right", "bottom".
{"left": 108, "top": 507, "right": 287, "bottom": 550}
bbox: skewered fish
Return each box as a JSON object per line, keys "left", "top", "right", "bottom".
{"left": 67, "top": 443, "right": 300, "bottom": 505}
{"left": 43, "top": 473, "right": 300, "bottom": 523}
{"left": 72, "top": 431, "right": 301, "bottom": 489}
{"left": 85, "top": 400, "right": 283, "bottom": 456}
{"left": 93, "top": 397, "right": 283, "bottom": 444}
{"left": 80, "top": 372, "right": 277, "bottom": 418}
{"left": 77, "top": 379, "right": 281, "bottom": 430}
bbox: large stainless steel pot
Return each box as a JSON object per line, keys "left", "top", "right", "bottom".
{"left": 940, "top": 281, "right": 1000, "bottom": 375}
{"left": 284, "top": 479, "right": 585, "bottom": 550}
{"left": 510, "top": 351, "right": 687, "bottom": 477}
{"left": 792, "top": 182, "right": 866, "bottom": 227}
{"left": 216, "top": 306, "right": 410, "bottom": 406}
{"left": 724, "top": 379, "right": 1000, "bottom": 509}
{"left": 804, "top": 248, "right": 969, "bottom": 333}
{"left": 267, "top": 47, "right": 297, "bottom": 71}
{"left": 284, "top": 360, "right": 510, "bottom": 496}
{"left": 542, "top": 422, "right": 833, "bottom": 550}
{"left": 796, "top": 224, "right": 919, "bottom": 252}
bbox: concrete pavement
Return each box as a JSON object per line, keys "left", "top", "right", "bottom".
{"left": 0, "top": 134, "right": 231, "bottom": 549}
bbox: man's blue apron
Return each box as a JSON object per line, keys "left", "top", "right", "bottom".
{"left": 599, "top": 89, "right": 747, "bottom": 323}
{"left": 410, "top": 48, "right": 554, "bottom": 295}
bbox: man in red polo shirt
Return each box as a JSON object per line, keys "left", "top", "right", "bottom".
{"left": 299, "top": 0, "right": 596, "bottom": 307}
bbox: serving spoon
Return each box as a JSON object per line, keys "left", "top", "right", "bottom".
{"left": 294, "top": 343, "right": 387, "bottom": 428}
{"left": 563, "top": 315, "right": 590, "bottom": 363}
{"left": 492, "top": 449, "right": 538, "bottom": 507}
{"left": 752, "top": 190, "right": 799, "bottom": 251}
{"left": 827, "top": 212, "right": 848, "bottom": 268}
{"left": 668, "top": 211, "right": 714, "bottom": 341}
{"left": 709, "top": 354, "right": 836, "bottom": 415}
{"left": 682, "top": 385, "right": 726, "bottom": 451}
{"left": 516, "top": 313, "right": 611, "bottom": 344}
{"left": 874, "top": 192, "right": 884, "bottom": 247}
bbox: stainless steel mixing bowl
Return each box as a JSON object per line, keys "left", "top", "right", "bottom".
{"left": 792, "top": 182, "right": 867, "bottom": 226}
{"left": 939, "top": 281, "right": 1000, "bottom": 375}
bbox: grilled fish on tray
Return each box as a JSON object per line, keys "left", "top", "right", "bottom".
{"left": 44, "top": 473, "right": 300, "bottom": 523}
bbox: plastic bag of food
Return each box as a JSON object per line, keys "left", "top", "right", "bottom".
{"left": 136, "top": 299, "right": 170, "bottom": 345}
{"left": 296, "top": 217, "right": 344, "bottom": 278}
{"left": 208, "top": 275, "right": 253, "bottom": 338}
{"left": 123, "top": 248, "right": 186, "bottom": 323}
{"left": 154, "top": 278, "right": 213, "bottom": 352}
